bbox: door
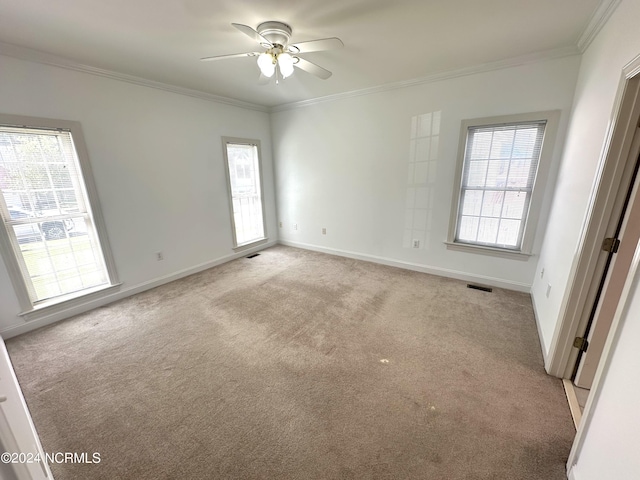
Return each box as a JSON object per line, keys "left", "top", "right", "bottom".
{"left": 0, "top": 339, "right": 52, "bottom": 479}
{"left": 574, "top": 127, "right": 640, "bottom": 388}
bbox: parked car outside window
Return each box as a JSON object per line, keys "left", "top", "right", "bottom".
{"left": 8, "top": 207, "right": 75, "bottom": 243}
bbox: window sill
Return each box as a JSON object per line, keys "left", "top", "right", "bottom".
{"left": 233, "top": 237, "right": 268, "bottom": 253}
{"left": 444, "top": 241, "right": 533, "bottom": 261}
{"left": 19, "top": 283, "right": 122, "bottom": 321}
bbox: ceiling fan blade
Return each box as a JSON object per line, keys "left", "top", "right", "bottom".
{"left": 232, "top": 23, "right": 272, "bottom": 46}
{"left": 294, "top": 57, "right": 332, "bottom": 79}
{"left": 200, "top": 52, "right": 260, "bottom": 62}
{"left": 288, "top": 37, "right": 343, "bottom": 54}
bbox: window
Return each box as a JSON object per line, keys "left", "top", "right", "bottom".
{"left": 222, "top": 137, "right": 267, "bottom": 249}
{"left": 447, "top": 111, "right": 559, "bottom": 257}
{"left": 0, "top": 114, "right": 117, "bottom": 313}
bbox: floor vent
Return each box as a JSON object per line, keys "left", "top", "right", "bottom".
{"left": 467, "top": 284, "right": 492, "bottom": 293}
{"left": 246, "top": 253, "right": 260, "bottom": 259}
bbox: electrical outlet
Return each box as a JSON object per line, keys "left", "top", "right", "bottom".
{"left": 156, "top": 251, "right": 164, "bottom": 261}
{"left": 412, "top": 239, "right": 420, "bottom": 248}
{"left": 293, "top": 224, "right": 298, "bottom": 230}
{"left": 279, "top": 221, "right": 283, "bottom": 228}
{"left": 546, "top": 283, "right": 551, "bottom": 298}
{"left": 322, "top": 227, "right": 326, "bottom": 235}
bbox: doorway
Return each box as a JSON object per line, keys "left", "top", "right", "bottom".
{"left": 562, "top": 133, "right": 640, "bottom": 425}
{"left": 573, "top": 135, "right": 640, "bottom": 390}
{"left": 546, "top": 63, "right": 640, "bottom": 384}
{"left": 545, "top": 57, "right": 640, "bottom": 436}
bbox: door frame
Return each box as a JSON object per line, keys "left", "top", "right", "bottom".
{"left": 567, "top": 175, "right": 640, "bottom": 471}
{"left": 545, "top": 54, "right": 640, "bottom": 378}
{"left": 573, "top": 132, "right": 640, "bottom": 387}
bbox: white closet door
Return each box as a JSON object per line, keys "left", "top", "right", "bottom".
{"left": 0, "top": 340, "right": 52, "bottom": 479}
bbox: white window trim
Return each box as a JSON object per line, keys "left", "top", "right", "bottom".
{"left": 446, "top": 110, "right": 560, "bottom": 258}
{"left": 0, "top": 114, "right": 120, "bottom": 318}
{"left": 221, "top": 137, "right": 268, "bottom": 251}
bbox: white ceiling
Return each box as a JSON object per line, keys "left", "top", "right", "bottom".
{"left": 0, "top": 0, "right": 602, "bottom": 108}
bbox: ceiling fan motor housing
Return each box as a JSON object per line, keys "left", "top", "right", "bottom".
{"left": 257, "top": 21, "right": 292, "bottom": 47}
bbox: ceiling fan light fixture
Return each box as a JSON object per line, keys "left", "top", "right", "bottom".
{"left": 203, "top": 22, "right": 342, "bottom": 82}
{"left": 278, "top": 52, "right": 295, "bottom": 78}
{"left": 257, "top": 52, "right": 275, "bottom": 77}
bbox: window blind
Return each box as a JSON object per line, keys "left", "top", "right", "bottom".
{"left": 456, "top": 121, "right": 546, "bottom": 249}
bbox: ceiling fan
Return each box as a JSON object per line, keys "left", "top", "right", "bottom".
{"left": 201, "top": 21, "right": 343, "bottom": 82}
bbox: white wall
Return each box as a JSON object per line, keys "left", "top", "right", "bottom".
{"left": 0, "top": 54, "right": 277, "bottom": 337}
{"left": 531, "top": 2, "right": 640, "bottom": 477}
{"left": 532, "top": 0, "right": 640, "bottom": 356}
{"left": 569, "top": 251, "right": 640, "bottom": 480}
{"left": 271, "top": 56, "right": 580, "bottom": 291}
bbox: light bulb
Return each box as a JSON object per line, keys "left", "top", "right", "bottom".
{"left": 257, "top": 53, "right": 275, "bottom": 77}
{"left": 278, "top": 53, "right": 295, "bottom": 78}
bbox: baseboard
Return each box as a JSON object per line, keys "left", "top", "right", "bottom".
{"left": 530, "top": 290, "right": 550, "bottom": 366}
{"left": 0, "top": 240, "right": 278, "bottom": 339}
{"left": 278, "top": 240, "right": 531, "bottom": 292}
{"left": 567, "top": 464, "right": 578, "bottom": 480}
{"left": 562, "top": 379, "right": 582, "bottom": 430}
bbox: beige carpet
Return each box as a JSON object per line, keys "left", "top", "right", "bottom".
{"left": 6, "top": 246, "right": 574, "bottom": 479}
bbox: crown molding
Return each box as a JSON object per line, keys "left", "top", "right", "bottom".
{"left": 577, "top": 0, "right": 621, "bottom": 53}
{"left": 1, "top": 14, "right": 604, "bottom": 118}
{"left": 270, "top": 46, "right": 581, "bottom": 113}
{"left": 0, "top": 42, "right": 269, "bottom": 113}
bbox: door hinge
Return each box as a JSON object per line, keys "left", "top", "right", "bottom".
{"left": 573, "top": 336, "right": 589, "bottom": 352}
{"left": 602, "top": 237, "right": 620, "bottom": 253}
